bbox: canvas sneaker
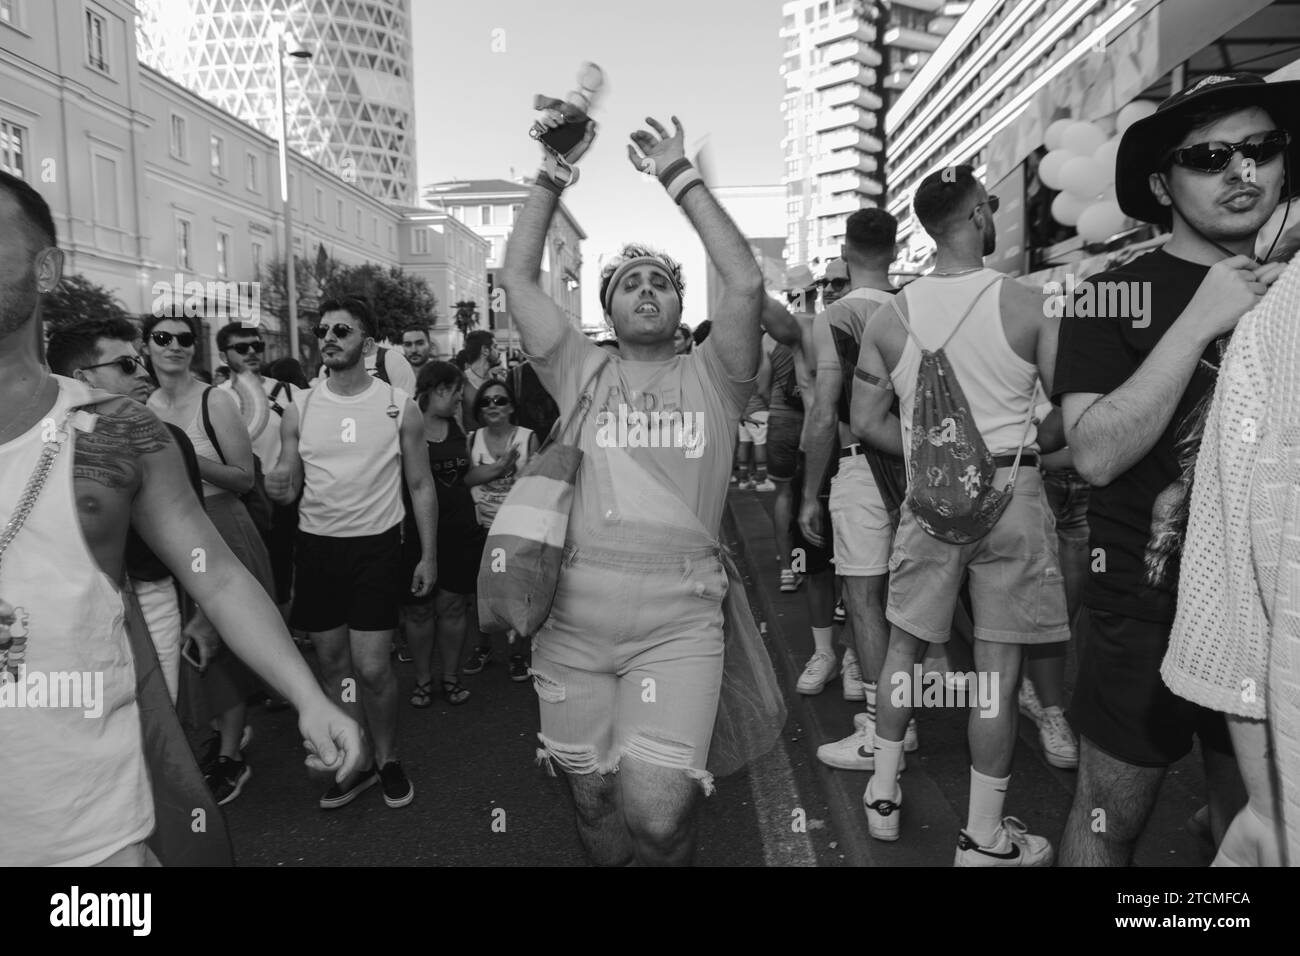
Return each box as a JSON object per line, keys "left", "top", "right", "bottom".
{"left": 833, "top": 600, "right": 846, "bottom": 623}
{"left": 817, "top": 722, "right": 908, "bottom": 773}
{"left": 854, "top": 712, "right": 920, "bottom": 753}
{"left": 863, "top": 777, "right": 903, "bottom": 841}
{"left": 379, "top": 760, "right": 415, "bottom": 809}
{"left": 738, "top": 479, "right": 756, "bottom": 491}
{"left": 1038, "top": 707, "right": 1079, "bottom": 769}
{"left": 319, "top": 765, "right": 379, "bottom": 810}
{"left": 208, "top": 756, "right": 251, "bottom": 807}
{"left": 463, "top": 646, "right": 492, "bottom": 675}
{"left": 796, "top": 651, "right": 839, "bottom": 694}
{"left": 753, "top": 479, "right": 776, "bottom": 492}
{"left": 1019, "top": 677, "right": 1045, "bottom": 726}
{"left": 841, "top": 647, "right": 867, "bottom": 701}
{"left": 954, "top": 816, "right": 1054, "bottom": 867}
{"left": 779, "top": 569, "right": 803, "bottom": 593}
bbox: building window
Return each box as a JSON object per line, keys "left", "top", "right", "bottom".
{"left": 251, "top": 240, "right": 263, "bottom": 275}
{"left": 169, "top": 114, "right": 188, "bottom": 161}
{"left": 176, "top": 218, "right": 192, "bottom": 270}
{"left": 209, "top": 134, "right": 224, "bottom": 177}
{"left": 479, "top": 205, "right": 492, "bottom": 226}
{"left": 355, "top": 208, "right": 362, "bottom": 236}
{"left": 0, "top": 119, "right": 26, "bottom": 178}
{"left": 91, "top": 152, "right": 119, "bottom": 228}
{"left": 85, "top": 7, "right": 109, "bottom": 73}
{"left": 1, "top": 1, "right": 24, "bottom": 28}
{"left": 216, "top": 231, "right": 229, "bottom": 278}
{"left": 413, "top": 228, "right": 429, "bottom": 255}
{"left": 372, "top": 215, "right": 378, "bottom": 242}
{"left": 388, "top": 224, "right": 395, "bottom": 251}
{"left": 245, "top": 153, "right": 259, "bottom": 193}
{"left": 336, "top": 198, "right": 344, "bottom": 228}
{"left": 314, "top": 187, "right": 324, "bottom": 220}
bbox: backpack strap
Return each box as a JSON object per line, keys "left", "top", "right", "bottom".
{"left": 890, "top": 275, "right": 1006, "bottom": 353}
{"left": 200, "top": 387, "right": 228, "bottom": 465}
{"left": 374, "top": 346, "right": 391, "bottom": 384}
{"left": 268, "top": 380, "right": 291, "bottom": 416}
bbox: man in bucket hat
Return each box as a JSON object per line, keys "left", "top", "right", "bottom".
{"left": 1054, "top": 72, "right": 1298, "bottom": 866}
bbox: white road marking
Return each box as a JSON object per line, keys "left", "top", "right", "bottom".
{"left": 749, "top": 731, "right": 819, "bottom": 867}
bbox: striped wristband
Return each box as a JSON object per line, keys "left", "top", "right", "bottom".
{"left": 658, "top": 160, "right": 704, "bottom": 204}
{"left": 536, "top": 169, "right": 565, "bottom": 196}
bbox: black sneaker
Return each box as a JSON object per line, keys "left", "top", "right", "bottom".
{"left": 208, "top": 756, "right": 252, "bottom": 806}
{"left": 319, "top": 765, "right": 379, "bottom": 810}
{"left": 508, "top": 654, "right": 530, "bottom": 682}
{"left": 463, "top": 647, "right": 492, "bottom": 675}
{"left": 198, "top": 733, "right": 221, "bottom": 778}
{"left": 378, "top": 761, "right": 414, "bottom": 808}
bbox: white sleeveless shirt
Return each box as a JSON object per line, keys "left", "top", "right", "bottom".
{"left": 0, "top": 377, "right": 153, "bottom": 865}
{"left": 295, "top": 377, "right": 408, "bottom": 538}
{"left": 468, "top": 426, "right": 533, "bottom": 529}
{"left": 889, "top": 269, "right": 1039, "bottom": 469}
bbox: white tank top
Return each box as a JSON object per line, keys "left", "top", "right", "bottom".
{"left": 469, "top": 426, "right": 533, "bottom": 528}
{"left": 0, "top": 377, "right": 153, "bottom": 865}
{"left": 295, "top": 377, "right": 408, "bottom": 538}
{"left": 889, "top": 270, "right": 1039, "bottom": 468}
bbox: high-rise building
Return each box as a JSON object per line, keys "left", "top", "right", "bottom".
{"left": 136, "top": 0, "right": 417, "bottom": 205}
{"left": 779, "top": 0, "right": 956, "bottom": 273}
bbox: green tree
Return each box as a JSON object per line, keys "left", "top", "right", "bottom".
{"left": 42, "top": 274, "right": 131, "bottom": 332}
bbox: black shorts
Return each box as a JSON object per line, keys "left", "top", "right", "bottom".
{"left": 400, "top": 517, "right": 486, "bottom": 602}
{"left": 789, "top": 450, "right": 834, "bottom": 575}
{"left": 1069, "top": 607, "right": 1233, "bottom": 768}
{"left": 291, "top": 525, "right": 403, "bottom": 632}
{"left": 766, "top": 410, "right": 803, "bottom": 482}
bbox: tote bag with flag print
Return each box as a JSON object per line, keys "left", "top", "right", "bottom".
{"left": 476, "top": 351, "right": 609, "bottom": 635}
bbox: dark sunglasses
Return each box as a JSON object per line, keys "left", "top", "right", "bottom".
{"left": 227, "top": 341, "right": 265, "bottom": 355}
{"left": 969, "top": 195, "right": 1000, "bottom": 220}
{"left": 151, "top": 331, "right": 196, "bottom": 348}
{"left": 315, "top": 323, "right": 360, "bottom": 340}
{"left": 1166, "top": 130, "right": 1290, "bottom": 173}
{"left": 82, "top": 355, "right": 147, "bottom": 375}
{"left": 481, "top": 395, "right": 512, "bottom": 407}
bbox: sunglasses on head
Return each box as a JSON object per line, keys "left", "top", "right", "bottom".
{"left": 315, "top": 323, "right": 361, "bottom": 340}
{"left": 1167, "top": 130, "right": 1290, "bottom": 173}
{"left": 151, "top": 331, "right": 196, "bottom": 348}
{"left": 227, "top": 340, "right": 265, "bottom": 355}
{"left": 481, "top": 395, "right": 512, "bottom": 407}
{"left": 82, "top": 354, "right": 147, "bottom": 375}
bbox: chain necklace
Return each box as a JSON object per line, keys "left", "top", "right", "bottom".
{"left": 0, "top": 406, "right": 72, "bottom": 679}
{"left": 0, "top": 370, "right": 52, "bottom": 444}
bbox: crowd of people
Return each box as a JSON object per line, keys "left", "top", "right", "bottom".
{"left": 2, "top": 69, "right": 1299, "bottom": 868}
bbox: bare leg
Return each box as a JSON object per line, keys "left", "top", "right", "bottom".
{"left": 435, "top": 590, "right": 470, "bottom": 683}
{"left": 565, "top": 771, "right": 633, "bottom": 866}
{"left": 1060, "top": 736, "right": 1165, "bottom": 866}
{"left": 620, "top": 755, "right": 704, "bottom": 866}
{"left": 968, "top": 639, "right": 1021, "bottom": 778}
{"left": 351, "top": 628, "right": 399, "bottom": 767}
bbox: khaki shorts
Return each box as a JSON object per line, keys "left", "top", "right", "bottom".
{"left": 737, "top": 410, "right": 769, "bottom": 445}
{"left": 886, "top": 467, "right": 1070, "bottom": 645}
{"left": 828, "top": 452, "right": 892, "bottom": 576}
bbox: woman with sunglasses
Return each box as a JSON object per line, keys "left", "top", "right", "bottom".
{"left": 464, "top": 380, "right": 538, "bottom": 681}
{"left": 142, "top": 313, "right": 274, "bottom": 806}
{"left": 402, "top": 362, "right": 485, "bottom": 707}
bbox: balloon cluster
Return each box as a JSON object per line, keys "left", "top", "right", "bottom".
{"left": 1038, "top": 100, "right": 1156, "bottom": 243}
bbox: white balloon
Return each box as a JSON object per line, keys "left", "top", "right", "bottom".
{"left": 1060, "top": 156, "right": 1110, "bottom": 200}
{"left": 1093, "top": 137, "right": 1121, "bottom": 183}
{"left": 1062, "top": 121, "right": 1107, "bottom": 157}
{"left": 1076, "top": 200, "right": 1128, "bottom": 242}
{"left": 1045, "top": 118, "right": 1075, "bottom": 152}
{"left": 1038, "top": 149, "right": 1073, "bottom": 190}
{"left": 1051, "top": 191, "right": 1089, "bottom": 227}
{"left": 1116, "top": 100, "right": 1158, "bottom": 135}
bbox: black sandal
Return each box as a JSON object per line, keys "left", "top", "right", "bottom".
{"left": 441, "top": 678, "right": 471, "bottom": 705}
{"left": 410, "top": 680, "right": 434, "bottom": 708}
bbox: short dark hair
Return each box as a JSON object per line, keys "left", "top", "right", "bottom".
{"left": 216, "top": 320, "right": 262, "bottom": 351}
{"left": 401, "top": 324, "right": 430, "bottom": 342}
{"left": 913, "top": 165, "right": 981, "bottom": 239}
{"left": 0, "top": 170, "right": 57, "bottom": 254}
{"left": 46, "top": 316, "right": 139, "bottom": 377}
{"left": 844, "top": 209, "right": 897, "bottom": 262}
{"left": 141, "top": 310, "right": 202, "bottom": 342}
{"left": 318, "top": 296, "right": 377, "bottom": 338}
{"left": 471, "top": 376, "right": 517, "bottom": 426}
{"left": 415, "top": 359, "right": 465, "bottom": 411}
{"left": 464, "top": 330, "right": 496, "bottom": 364}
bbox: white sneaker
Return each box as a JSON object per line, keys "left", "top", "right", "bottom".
{"left": 796, "top": 651, "right": 839, "bottom": 694}
{"left": 863, "top": 776, "right": 903, "bottom": 841}
{"left": 841, "top": 647, "right": 867, "bottom": 701}
{"left": 854, "top": 712, "right": 920, "bottom": 753}
{"left": 738, "top": 479, "right": 756, "bottom": 491}
{"left": 1038, "top": 706, "right": 1079, "bottom": 769}
{"left": 1018, "top": 677, "right": 1045, "bottom": 726}
{"left": 754, "top": 478, "right": 776, "bottom": 492}
{"left": 817, "top": 721, "right": 907, "bottom": 772}
{"left": 954, "top": 816, "right": 1054, "bottom": 867}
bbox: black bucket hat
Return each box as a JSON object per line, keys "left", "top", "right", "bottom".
{"left": 1116, "top": 71, "right": 1300, "bottom": 225}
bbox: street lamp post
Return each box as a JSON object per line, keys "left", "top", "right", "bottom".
{"left": 273, "top": 25, "right": 312, "bottom": 363}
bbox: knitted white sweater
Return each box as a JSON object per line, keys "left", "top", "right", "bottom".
{"left": 1163, "top": 252, "right": 1300, "bottom": 862}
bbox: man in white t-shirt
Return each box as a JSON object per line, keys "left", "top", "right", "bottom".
{"left": 316, "top": 332, "right": 417, "bottom": 397}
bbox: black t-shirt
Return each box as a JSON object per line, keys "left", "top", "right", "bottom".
{"left": 403, "top": 418, "right": 480, "bottom": 544}
{"left": 126, "top": 423, "right": 203, "bottom": 582}
{"left": 1052, "top": 249, "right": 1229, "bottom": 623}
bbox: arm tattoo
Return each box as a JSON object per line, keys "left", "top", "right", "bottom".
{"left": 73, "top": 400, "right": 172, "bottom": 490}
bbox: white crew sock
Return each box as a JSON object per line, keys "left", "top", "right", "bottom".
{"left": 863, "top": 682, "right": 877, "bottom": 723}
{"left": 811, "top": 626, "right": 834, "bottom": 655}
{"left": 871, "top": 735, "right": 905, "bottom": 801}
{"left": 966, "top": 767, "right": 1010, "bottom": 846}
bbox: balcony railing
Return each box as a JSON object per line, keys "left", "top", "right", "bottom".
{"left": 811, "top": 150, "right": 879, "bottom": 176}
{"left": 823, "top": 82, "right": 884, "bottom": 111}
{"left": 820, "top": 127, "right": 884, "bottom": 153}
{"left": 823, "top": 37, "right": 884, "bottom": 67}
{"left": 814, "top": 60, "right": 878, "bottom": 90}
{"left": 810, "top": 17, "right": 876, "bottom": 47}
{"left": 883, "top": 25, "right": 944, "bottom": 52}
